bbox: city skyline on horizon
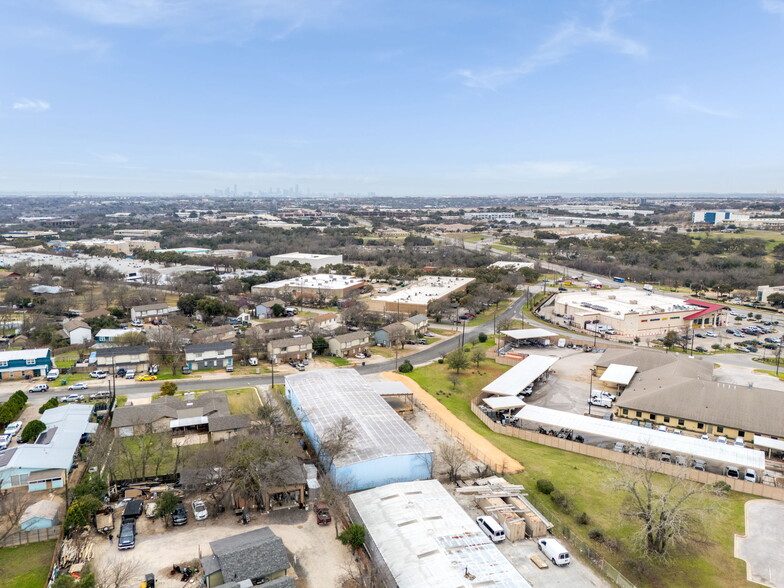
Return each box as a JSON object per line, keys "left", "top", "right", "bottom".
{"left": 3, "top": 1, "right": 784, "bottom": 195}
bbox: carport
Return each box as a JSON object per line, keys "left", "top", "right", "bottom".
{"left": 501, "top": 328, "right": 559, "bottom": 347}
{"left": 482, "top": 355, "right": 558, "bottom": 397}
{"left": 514, "top": 404, "right": 766, "bottom": 470}
{"left": 753, "top": 435, "right": 784, "bottom": 458}
{"left": 599, "top": 363, "right": 637, "bottom": 393}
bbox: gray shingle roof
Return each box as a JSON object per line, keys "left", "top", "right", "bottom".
{"left": 256, "top": 320, "right": 295, "bottom": 333}
{"left": 405, "top": 314, "right": 428, "bottom": 324}
{"left": 331, "top": 331, "right": 369, "bottom": 344}
{"left": 62, "top": 319, "right": 90, "bottom": 333}
{"left": 269, "top": 336, "right": 312, "bottom": 349}
{"left": 208, "top": 527, "right": 290, "bottom": 583}
{"left": 112, "top": 391, "right": 231, "bottom": 428}
{"left": 208, "top": 414, "right": 251, "bottom": 433}
{"left": 185, "top": 341, "right": 234, "bottom": 353}
{"left": 94, "top": 345, "right": 149, "bottom": 358}
{"left": 132, "top": 303, "right": 171, "bottom": 312}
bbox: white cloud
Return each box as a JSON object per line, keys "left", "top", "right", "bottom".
{"left": 12, "top": 99, "right": 51, "bottom": 112}
{"left": 473, "top": 160, "right": 612, "bottom": 181}
{"left": 92, "top": 152, "right": 130, "bottom": 163}
{"left": 762, "top": 0, "right": 784, "bottom": 16}
{"left": 660, "top": 93, "right": 735, "bottom": 118}
{"left": 457, "top": 4, "right": 646, "bottom": 90}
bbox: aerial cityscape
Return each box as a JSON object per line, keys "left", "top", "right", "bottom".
{"left": 2, "top": 2, "right": 784, "bottom": 588}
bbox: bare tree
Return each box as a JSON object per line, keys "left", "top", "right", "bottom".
{"left": 138, "top": 268, "right": 161, "bottom": 287}
{"left": 385, "top": 323, "right": 407, "bottom": 349}
{"left": 0, "top": 483, "right": 35, "bottom": 544}
{"left": 438, "top": 441, "right": 469, "bottom": 483}
{"left": 95, "top": 556, "right": 142, "bottom": 588}
{"left": 613, "top": 457, "right": 725, "bottom": 557}
{"left": 317, "top": 416, "right": 357, "bottom": 474}
{"left": 339, "top": 558, "right": 385, "bottom": 588}
{"left": 147, "top": 326, "right": 187, "bottom": 374}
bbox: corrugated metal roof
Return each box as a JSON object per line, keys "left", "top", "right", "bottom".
{"left": 285, "top": 369, "right": 431, "bottom": 468}
{"left": 501, "top": 328, "right": 557, "bottom": 339}
{"left": 482, "top": 355, "right": 558, "bottom": 396}
{"left": 600, "top": 364, "right": 637, "bottom": 385}
{"left": 483, "top": 396, "right": 526, "bottom": 410}
{"left": 350, "top": 480, "right": 531, "bottom": 588}
{"left": 513, "top": 404, "right": 766, "bottom": 470}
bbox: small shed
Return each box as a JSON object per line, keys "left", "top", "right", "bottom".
{"left": 20, "top": 499, "right": 60, "bottom": 531}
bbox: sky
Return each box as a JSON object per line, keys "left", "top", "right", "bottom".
{"left": 2, "top": 0, "right": 784, "bottom": 196}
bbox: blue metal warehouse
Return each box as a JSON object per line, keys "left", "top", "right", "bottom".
{"left": 285, "top": 369, "right": 433, "bottom": 491}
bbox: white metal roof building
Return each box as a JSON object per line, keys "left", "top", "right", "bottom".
{"left": 501, "top": 328, "right": 558, "bottom": 341}
{"left": 367, "top": 276, "right": 475, "bottom": 314}
{"left": 513, "top": 405, "right": 765, "bottom": 470}
{"left": 285, "top": 369, "right": 433, "bottom": 491}
{"left": 269, "top": 252, "right": 343, "bottom": 270}
{"left": 0, "top": 404, "right": 93, "bottom": 490}
{"left": 599, "top": 364, "right": 637, "bottom": 386}
{"left": 349, "top": 479, "right": 531, "bottom": 588}
{"left": 482, "top": 355, "right": 558, "bottom": 397}
{"left": 251, "top": 274, "right": 364, "bottom": 299}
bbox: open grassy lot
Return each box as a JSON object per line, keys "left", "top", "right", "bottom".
{"left": 52, "top": 350, "right": 80, "bottom": 369}
{"left": 221, "top": 387, "right": 260, "bottom": 414}
{"left": 320, "top": 356, "right": 351, "bottom": 367}
{"left": 0, "top": 540, "right": 56, "bottom": 588}
{"left": 690, "top": 229, "right": 784, "bottom": 253}
{"left": 406, "top": 357, "right": 755, "bottom": 588}
{"left": 466, "top": 299, "right": 512, "bottom": 327}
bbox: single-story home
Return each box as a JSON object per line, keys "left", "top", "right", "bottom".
{"left": 184, "top": 341, "right": 234, "bottom": 371}
{"left": 402, "top": 314, "right": 429, "bottom": 336}
{"left": 0, "top": 348, "right": 52, "bottom": 380}
{"left": 192, "top": 325, "right": 236, "bottom": 345}
{"left": 255, "top": 299, "right": 287, "bottom": 319}
{"left": 200, "top": 527, "right": 292, "bottom": 588}
{"left": 0, "top": 404, "right": 94, "bottom": 490}
{"left": 267, "top": 336, "right": 313, "bottom": 363}
{"left": 130, "top": 303, "right": 179, "bottom": 323}
{"left": 61, "top": 319, "right": 92, "bottom": 346}
{"left": 20, "top": 499, "right": 61, "bottom": 531}
{"left": 93, "top": 345, "right": 150, "bottom": 371}
{"left": 328, "top": 331, "right": 370, "bottom": 358}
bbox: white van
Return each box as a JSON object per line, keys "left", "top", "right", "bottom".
{"left": 744, "top": 469, "right": 758, "bottom": 483}
{"left": 46, "top": 368, "right": 60, "bottom": 381}
{"left": 538, "top": 537, "right": 571, "bottom": 566}
{"left": 476, "top": 516, "right": 505, "bottom": 543}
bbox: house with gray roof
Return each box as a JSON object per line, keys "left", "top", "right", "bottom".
{"left": 201, "top": 527, "right": 291, "bottom": 588}
{"left": 267, "top": 336, "right": 312, "bottom": 363}
{"left": 94, "top": 345, "right": 150, "bottom": 370}
{"left": 184, "top": 341, "right": 234, "bottom": 371}
{"left": 402, "top": 313, "right": 430, "bottom": 336}
{"left": 327, "top": 331, "right": 369, "bottom": 358}
{"left": 130, "top": 302, "right": 179, "bottom": 322}
{"left": 61, "top": 319, "right": 91, "bottom": 345}
{"left": 192, "top": 325, "right": 236, "bottom": 345}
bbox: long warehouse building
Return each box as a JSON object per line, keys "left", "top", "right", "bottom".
{"left": 285, "top": 369, "right": 433, "bottom": 491}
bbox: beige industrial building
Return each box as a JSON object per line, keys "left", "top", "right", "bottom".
{"left": 367, "top": 276, "right": 474, "bottom": 315}
{"left": 251, "top": 274, "right": 364, "bottom": 300}
{"left": 74, "top": 238, "right": 160, "bottom": 254}
{"left": 553, "top": 287, "right": 728, "bottom": 337}
{"left": 269, "top": 252, "right": 342, "bottom": 270}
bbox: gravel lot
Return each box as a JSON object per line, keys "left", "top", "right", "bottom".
{"left": 90, "top": 507, "right": 352, "bottom": 588}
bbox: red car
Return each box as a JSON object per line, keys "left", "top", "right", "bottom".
{"left": 314, "top": 502, "right": 331, "bottom": 525}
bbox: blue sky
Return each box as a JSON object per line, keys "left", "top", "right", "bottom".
{"left": 2, "top": 0, "right": 784, "bottom": 195}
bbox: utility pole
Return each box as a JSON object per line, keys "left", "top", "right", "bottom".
{"left": 588, "top": 370, "right": 593, "bottom": 416}
{"left": 271, "top": 354, "right": 276, "bottom": 388}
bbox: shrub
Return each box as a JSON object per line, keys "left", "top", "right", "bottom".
{"left": 576, "top": 512, "right": 590, "bottom": 525}
{"left": 21, "top": 420, "right": 47, "bottom": 443}
{"left": 588, "top": 528, "right": 605, "bottom": 542}
{"left": 338, "top": 523, "right": 366, "bottom": 551}
{"left": 398, "top": 360, "right": 413, "bottom": 373}
{"left": 536, "top": 479, "right": 555, "bottom": 495}
{"left": 64, "top": 495, "right": 103, "bottom": 530}
{"left": 477, "top": 332, "right": 487, "bottom": 343}
{"left": 550, "top": 490, "right": 573, "bottom": 513}
{"left": 437, "top": 358, "right": 444, "bottom": 364}
{"left": 39, "top": 397, "right": 60, "bottom": 414}
{"left": 73, "top": 474, "right": 107, "bottom": 501}
{"left": 159, "top": 381, "right": 178, "bottom": 396}
{"left": 712, "top": 481, "right": 732, "bottom": 495}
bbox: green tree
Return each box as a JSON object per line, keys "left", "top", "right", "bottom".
{"left": 768, "top": 293, "right": 784, "bottom": 307}
{"left": 398, "top": 360, "right": 413, "bottom": 373}
{"left": 154, "top": 491, "right": 180, "bottom": 526}
{"left": 773, "top": 243, "right": 784, "bottom": 259}
{"left": 477, "top": 332, "right": 488, "bottom": 343}
{"left": 470, "top": 347, "right": 485, "bottom": 369}
{"left": 20, "top": 419, "right": 46, "bottom": 443}
{"left": 177, "top": 293, "right": 204, "bottom": 316}
{"left": 446, "top": 348, "right": 470, "bottom": 374}
{"left": 39, "top": 397, "right": 59, "bottom": 414}
{"left": 338, "top": 523, "right": 366, "bottom": 552}
{"left": 271, "top": 303, "right": 285, "bottom": 317}
{"left": 312, "top": 336, "right": 329, "bottom": 356}
{"left": 72, "top": 474, "right": 107, "bottom": 501}
{"left": 64, "top": 495, "right": 103, "bottom": 530}
{"left": 159, "top": 381, "right": 178, "bottom": 396}
{"left": 661, "top": 330, "right": 681, "bottom": 350}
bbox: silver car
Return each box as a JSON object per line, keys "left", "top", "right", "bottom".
{"left": 191, "top": 499, "right": 208, "bottom": 521}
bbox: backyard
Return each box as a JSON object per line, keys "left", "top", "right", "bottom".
{"left": 405, "top": 357, "right": 755, "bottom": 588}
{"left": 0, "top": 540, "right": 56, "bottom": 588}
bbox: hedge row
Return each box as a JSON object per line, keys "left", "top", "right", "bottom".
{"left": 0, "top": 390, "right": 27, "bottom": 427}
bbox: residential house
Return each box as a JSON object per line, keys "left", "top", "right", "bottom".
{"left": 309, "top": 312, "right": 340, "bottom": 334}
{"left": 0, "top": 404, "right": 93, "bottom": 490}
{"left": 260, "top": 458, "right": 307, "bottom": 511}
{"left": 328, "top": 331, "right": 370, "bottom": 358}
{"left": 252, "top": 320, "right": 296, "bottom": 340}
{"left": 267, "top": 336, "right": 313, "bottom": 363}
{"left": 0, "top": 271, "right": 22, "bottom": 282}
{"left": 94, "top": 346, "right": 150, "bottom": 371}
{"left": 191, "top": 325, "right": 236, "bottom": 345}
{"left": 255, "top": 299, "right": 286, "bottom": 319}
{"left": 94, "top": 328, "right": 143, "bottom": 343}
{"left": 111, "top": 391, "right": 250, "bottom": 445}
{"left": 402, "top": 314, "right": 429, "bottom": 336}
{"left": 61, "top": 319, "right": 92, "bottom": 345}
{"left": 130, "top": 303, "right": 179, "bottom": 323}
{"left": 0, "top": 348, "right": 52, "bottom": 380}
{"left": 373, "top": 322, "right": 406, "bottom": 347}
{"left": 200, "top": 527, "right": 293, "bottom": 588}
{"left": 184, "top": 341, "right": 234, "bottom": 371}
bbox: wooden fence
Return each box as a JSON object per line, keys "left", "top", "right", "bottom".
{"left": 470, "top": 400, "right": 784, "bottom": 500}
{"left": 0, "top": 525, "right": 61, "bottom": 547}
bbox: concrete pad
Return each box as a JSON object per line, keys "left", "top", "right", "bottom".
{"left": 735, "top": 499, "right": 784, "bottom": 587}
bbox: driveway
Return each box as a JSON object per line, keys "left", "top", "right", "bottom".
{"left": 735, "top": 500, "right": 784, "bottom": 588}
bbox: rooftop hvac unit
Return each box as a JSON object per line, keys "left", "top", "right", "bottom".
{"left": 629, "top": 300, "right": 637, "bottom": 304}
{"left": 608, "top": 295, "right": 616, "bottom": 300}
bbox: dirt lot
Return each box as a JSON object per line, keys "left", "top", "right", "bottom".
{"left": 90, "top": 507, "right": 352, "bottom": 588}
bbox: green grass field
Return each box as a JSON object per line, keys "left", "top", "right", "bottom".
{"left": 467, "top": 299, "right": 512, "bottom": 327}
{"left": 0, "top": 540, "right": 56, "bottom": 588}
{"left": 690, "top": 229, "right": 784, "bottom": 253}
{"left": 321, "top": 356, "right": 351, "bottom": 367}
{"left": 405, "top": 358, "right": 755, "bottom": 588}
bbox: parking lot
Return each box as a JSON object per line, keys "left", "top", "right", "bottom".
{"left": 451, "top": 487, "right": 611, "bottom": 588}
{"left": 90, "top": 507, "right": 352, "bottom": 588}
